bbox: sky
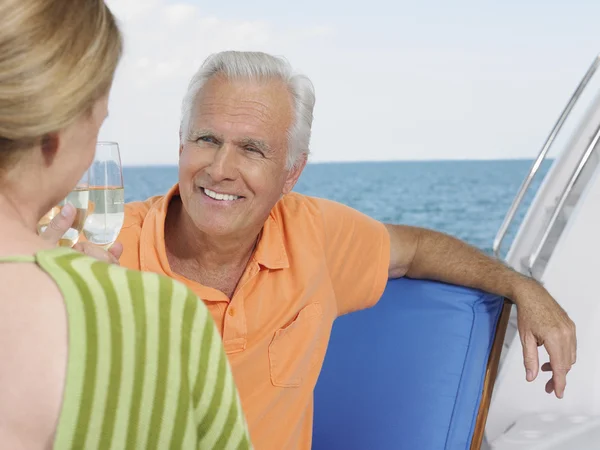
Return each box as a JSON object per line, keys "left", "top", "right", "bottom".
{"left": 102, "top": 0, "right": 600, "bottom": 166}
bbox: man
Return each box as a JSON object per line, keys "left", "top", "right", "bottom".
{"left": 46, "top": 51, "right": 575, "bottom": 450}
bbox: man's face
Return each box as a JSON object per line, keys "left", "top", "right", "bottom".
{"left": 178, "top": 75, "right": 306, "bottom": 237}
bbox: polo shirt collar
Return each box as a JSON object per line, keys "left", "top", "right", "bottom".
{"left": 253, "top": 213, "right": 289, "bottom": 270}
{"left": 140, "top": 183, "right": 289, "bottom": 276}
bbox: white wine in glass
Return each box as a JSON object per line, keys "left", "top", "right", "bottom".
{"left": 37, "top": 173, "right": 90, "bottom": 247}
{"left": 83, "top": 142, "right": 125, "bottom": 249}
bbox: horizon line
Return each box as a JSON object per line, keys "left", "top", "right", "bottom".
{"left": 122, "top": 157, "right": 554, "bottom": 168}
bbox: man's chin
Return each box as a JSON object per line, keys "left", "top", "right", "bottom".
{"left": 189, "top": 217, "right": 239, "bottom": 237}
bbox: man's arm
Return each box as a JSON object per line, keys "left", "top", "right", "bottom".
{"left": 386, "top": 224, "right": 531, "bottom": 296}
{"left": 384, "top": 223, "right": 577, "bottom": 399}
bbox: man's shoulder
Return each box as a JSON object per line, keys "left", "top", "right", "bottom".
{"left": 272, "top": 192, "right": 324, "bottom": 224}
{"left": 123, "top": 194, "right": 165, "bottom": 229}
{"left": 118, "top": 194, "right": 167, "bottom": 267}
{"left": 273, "top": 192, "right": 358, "bottom": 223}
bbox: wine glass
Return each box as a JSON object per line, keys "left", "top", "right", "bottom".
{"left": 37, "top": 171, "right": 90, "bottom": 247}
{"left": 83, "top": 142, "right": 125, "bottom": 249}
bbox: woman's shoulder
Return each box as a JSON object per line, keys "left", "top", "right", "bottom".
{"left": 36, "top": 247, "right": 208, "bottom": 320}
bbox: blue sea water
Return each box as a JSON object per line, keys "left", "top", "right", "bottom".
{"left": 122, "top": 159, "right": 551, "bottom": 256}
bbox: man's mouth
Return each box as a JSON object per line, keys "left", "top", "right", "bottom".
{"left": 202, "top": 187, "right": 242, "bottom": 201}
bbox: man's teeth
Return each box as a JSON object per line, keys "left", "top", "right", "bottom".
{"left": 203, "top": 188, "right": 240, "bottom": 201}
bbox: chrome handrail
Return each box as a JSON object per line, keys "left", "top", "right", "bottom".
{"left": 492, "top": 54, "right": 600, "bottom": 259}
{"left": 526, "top": 121, "right": 600, "bottom": 277}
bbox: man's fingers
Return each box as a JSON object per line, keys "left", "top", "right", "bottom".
{"left": 571, "top": 326, "right": 578, "bottom": 365}
{"left": 522, "top": 332, "right": 539, "bottom": 382}
{"left": 108, "top": 241, "right": 123, "bottom": 260}
{"left": 542, "top": 362, "right": 567, "bottom": 398}
{"left": 545, "top": 338, "right": 572, "bottom": 399}
{"left": 40, "top": 204, "right": 75, "bottom": 244}
{"left": 72, "top": 242, "right": 120, "bottom": 265}
{"left": 548, "top": 363, "right": 569, "bottom": 399}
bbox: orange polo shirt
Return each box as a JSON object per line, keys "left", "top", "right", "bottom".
{"left": 117, "top": 184, "right": 390, "bottom": 450}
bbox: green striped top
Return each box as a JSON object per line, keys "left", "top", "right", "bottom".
{"left": 0, "top": 247, "right": 252, "bottom": 449}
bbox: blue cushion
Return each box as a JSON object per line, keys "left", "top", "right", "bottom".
{"left": 313, "top": 277, "right": 504, "bottom": 450}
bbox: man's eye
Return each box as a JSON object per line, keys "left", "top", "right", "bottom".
{"left": 197, "top": 136, "right": 217, "bottom": 144}
{"left": 245, "top": 146, "right": 263, "bottom": 156}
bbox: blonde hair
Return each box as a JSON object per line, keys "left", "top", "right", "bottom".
{"left": 0, "top": 0, "right": 123, "bottom": 166}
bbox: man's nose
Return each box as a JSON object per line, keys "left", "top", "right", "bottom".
{"left": 205, "top": 145, "right": 238, "bottom": 182}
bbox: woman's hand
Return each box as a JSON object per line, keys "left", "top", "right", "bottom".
{"left": 40, "top": 203, "right": 123, "bottom": 265}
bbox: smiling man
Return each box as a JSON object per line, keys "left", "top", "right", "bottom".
{"left": 113, "top": 51, "right": 576, "bottom": 450}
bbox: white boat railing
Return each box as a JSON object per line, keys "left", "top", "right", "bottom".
{"left": 492, "top": 54, "right": 600, "bottom": 259}
{"left": 526, "top": 122, "right": 600, "bottom": 278}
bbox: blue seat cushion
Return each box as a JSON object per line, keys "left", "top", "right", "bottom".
{"left": 313, "top": 277, "right": 504, "bottom": 450}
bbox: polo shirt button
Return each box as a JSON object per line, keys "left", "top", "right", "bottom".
{"left": 228, "top": 307, "right": 236, "bottom": 317}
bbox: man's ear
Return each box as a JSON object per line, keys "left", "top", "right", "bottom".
{"left": 282, "top": 153, "right": 308, "bottom": 195}
{"left": 179, "top": 127, "right": 184, "bottom": 157}
{"left": 41, "top": 133, "right": 60, "bottom": 167}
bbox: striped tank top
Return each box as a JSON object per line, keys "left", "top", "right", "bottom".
{"left": 0, "top": 247, "right": 252, "bottom": 449}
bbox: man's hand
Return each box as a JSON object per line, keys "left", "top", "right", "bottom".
{"left": 40, "top": 203, "right": 123, "bottom": 265}
{"left": 384, "top": 224, "right": 577, "bottom": 398}
{"left": 515, "top": 279, "right": 576, "bottom": 399}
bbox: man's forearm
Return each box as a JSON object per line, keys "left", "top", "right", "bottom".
{"left": 387, "top": 224, "right": 534, "bottom": 303}
{"left": 385, "top": 224, "right": 575, "bottom": 399}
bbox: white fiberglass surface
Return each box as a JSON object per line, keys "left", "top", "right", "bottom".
{"left": 486, "top": 165, "right": 600, "bottom": 443}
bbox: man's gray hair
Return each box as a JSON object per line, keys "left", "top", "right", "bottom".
{"left": 180, "top": 51, "right": 316, "bottom": 169}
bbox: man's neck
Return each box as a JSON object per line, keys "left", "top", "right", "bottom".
{"left": 164, "top": 195, "right": 260, "bottom": 273}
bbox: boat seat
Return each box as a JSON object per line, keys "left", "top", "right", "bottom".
{"left": 313, "top": 277, "right": 510, "bottom": 450}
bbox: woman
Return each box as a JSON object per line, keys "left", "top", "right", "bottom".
{"left": 0, "top": 1, "right": 251, "bottom": 449}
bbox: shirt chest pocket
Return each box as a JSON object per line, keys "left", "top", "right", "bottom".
{"left": 268, "top": 302, "right": 326, "bottom": 388}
